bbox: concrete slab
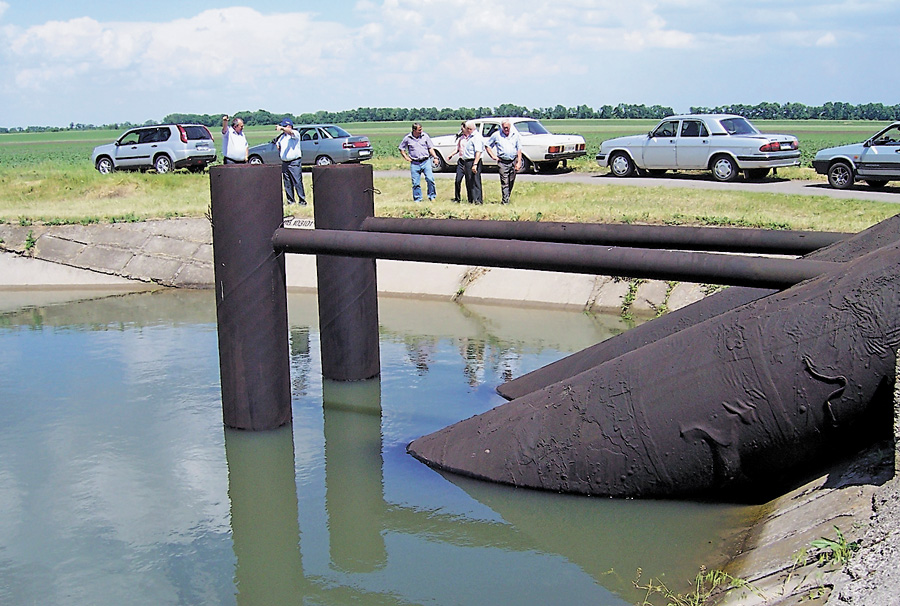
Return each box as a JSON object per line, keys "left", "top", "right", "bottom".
{"left": 460, "top": 266, "right": 598, "bottom": 308}
{"left": 75, "top": 245, "right": 134, "bottom": 272}
{"left": 0, "top": 252, "right": 141, "bottom": 288}
{"left": 34, "top": 235, "right": 86, "bottom": 263}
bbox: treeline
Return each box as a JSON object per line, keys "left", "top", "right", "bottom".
{"left": 162, "top": 103, "right": 676, "bottom": 127}
{"left": 4, "top": 101, "right": 900, "bottom": 133}
{"left": 690, "top": 101, "right": 900, "bottom": 121}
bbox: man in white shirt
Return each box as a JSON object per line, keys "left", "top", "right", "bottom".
{"left": 460, "top": 120, "right": 484, "bottom": 204}
{"left": 276, "top": 118, "right": 306, "bottom": 205}
{"left": 221, "top": 115, "right": 248, "bottom": 163}
{"left": 485, "top": 119, "right": 523, "bottom": 205}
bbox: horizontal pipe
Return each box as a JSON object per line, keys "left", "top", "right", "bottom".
{"left": 273, "top": 228, "right": 839, "bottom": 289}
{"left": 360, "top": 217, "right": 847, "bottom": 255}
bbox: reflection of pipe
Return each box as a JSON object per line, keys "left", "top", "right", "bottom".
{"left": 409, "top": 241, "right": 900, "bottom": 499}
{"left": 322, "top": 378, "right": 387, "bottom": 572}
{"left": 225, "top": 425, "right": 306, "bottom": 603}
{"left": 273, "top": 228, "right": 837, "bottom": 289}
{"left": 498, "top": 215, "right": 900, "bottom": 401}
{"left": 361, "top": 217, "right": 847, "bottom": 255}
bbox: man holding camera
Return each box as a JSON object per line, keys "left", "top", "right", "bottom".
{"left": 276, "top": 118, "right": 306, "bottom": 206}
{"left": 221, "top": 115, "right": 248, "bottom": 164}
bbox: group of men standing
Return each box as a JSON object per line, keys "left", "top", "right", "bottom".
{"left": 399, "top": 120, "right": 523, "bottom": 205}
{"left": 221, "top": 115, "right": 306, "bottom": 205}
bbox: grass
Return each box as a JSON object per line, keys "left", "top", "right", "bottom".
{"left": 1, "top": 119, "right": 898, "bottom": 232}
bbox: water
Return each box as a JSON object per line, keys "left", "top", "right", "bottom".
{"left": 0, "top": 290, "right": 756, "bottom": 605}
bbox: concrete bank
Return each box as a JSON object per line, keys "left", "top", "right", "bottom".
{"left": 0, "top": 217, "right": 896, "bottom": 605}
{"left": 0, "top": 217, "right": 707, "bottom": 313}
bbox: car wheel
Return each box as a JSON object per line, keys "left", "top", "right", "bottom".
{"left": 609, "top": 152, "right": 636, "bottom": 177}
{"left": 535, "top": 161, "right": 559, "bottom": 173}
{"left": 865, "top": 179, "right": 888, "bottom": 189}
{"left": 516, "top": 158, "right": 533, "bottom": 174}
{"left": 711, "top": 155, "right": 739, "bottom": 182}
{"left": 746, "top": 168, "right": 770, "bottom": 180}
{"left": 432, "top": 152, "right": 448, "bottom": 172}
{"left": 248, "top": 155, "right": 264, "bottom": 165}
{"left": 827, "top": 161, "right": 854, "bottom": 190}
{"left": 316, "top": 155, "right": 334, "bottom": 166}
{"left": 96, "top": 157, "right": 114, "bottom": 174}
{"left": 154, "top": 155, "right": 173, "bottom": 174}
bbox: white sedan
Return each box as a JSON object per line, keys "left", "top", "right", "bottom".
{"left": 596, "top": 114, "right": 800, "bottom": 182}
{"left": 430, "top": 117, "right": 586, "bottom": 173}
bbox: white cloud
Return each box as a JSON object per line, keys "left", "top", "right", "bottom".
{"left": 816, "top": 32, "right": 837, "bottom": 47}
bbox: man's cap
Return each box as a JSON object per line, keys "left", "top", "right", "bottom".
{"left": 280, "top": 118, "right": 293, "bottom": 127}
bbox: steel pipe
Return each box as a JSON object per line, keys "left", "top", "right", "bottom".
{"left": 273, "top": 228, "right": 838, "bottom": 289}
{"left": 360, "top": 217, "right": 847, "bottom": 255}
{"left": 497, "top": 214, "right": 900, "bottom": 400}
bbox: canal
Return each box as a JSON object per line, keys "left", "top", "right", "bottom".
{"left": 0, "top": 289, "right": 758, "bottom": 605}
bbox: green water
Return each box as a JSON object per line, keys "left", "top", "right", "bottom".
{"left": 0, "top": 289, "right": 756, "bottom": 605}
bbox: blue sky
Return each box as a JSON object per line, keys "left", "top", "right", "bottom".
{"left": 1, "top": 0, "right": 898, "bottom": 128}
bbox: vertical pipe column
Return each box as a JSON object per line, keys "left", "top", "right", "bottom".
{"left": 312, "top": 164, "right": 380, "bottom": 381}
{"left": 210, "top": 164, "right": 292, "bottom": 430}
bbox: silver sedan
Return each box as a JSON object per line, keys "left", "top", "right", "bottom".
{"left": 248, "top": 124, "right": 373, "bottom": 166}
{"left": 596, "top": 114, "right": 800, "bottom": 182}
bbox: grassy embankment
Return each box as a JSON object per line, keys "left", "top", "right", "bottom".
{"left": 0, "top": 120, "right": 896, "bottom": 233}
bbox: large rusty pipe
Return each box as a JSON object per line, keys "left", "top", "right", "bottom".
{"left": 360, "top": 217, "right": 847, "bottom": 255}
{"left": 497, "top": 214, "right": 900, "bottom": 401}
{"left": 408, "top": 241, "right": 900, "bottom": 499}
{"left": 210, "top": 164, "right": 291, "bottom": 430}
{"left": 273, "top": 228, "right": 838, "bottom": 289}
{"left": 312, "top": 164, "right": 380, "bottom": 382}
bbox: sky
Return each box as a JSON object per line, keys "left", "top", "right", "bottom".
{"left": 1, "top": 0, "right": 898, "bottom": 128}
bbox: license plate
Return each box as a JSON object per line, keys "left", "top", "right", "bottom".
{"left": 359, "top": 150, "right": 370, "bottom": 156}
{"left": 780, "top": 143, "right": 792, "bottom": 150}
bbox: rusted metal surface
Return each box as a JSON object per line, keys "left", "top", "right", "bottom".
{"left": 311, "top": 164, "right": 380, "bottom": 381}
{"left": 361, "top": 217, "right": 847, "bottom": 255}
{"left": 497, "top": 215, "right": 900, "bottom": 401}
{"left": 273, "top": 228, "right": 838, "bottom": 289}
{"left": 210, "top": 164, "right": 291, "bottom": 430}
{"left": 408, "top": 239, "right": 900, "bottom": 499}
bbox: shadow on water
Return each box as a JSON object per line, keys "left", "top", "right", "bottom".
{"left": 0, "top": 289, "right": 759, "bottom": 606}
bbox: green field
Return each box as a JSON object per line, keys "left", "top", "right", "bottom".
{"left": 1, "top": 119, "right": 897, "bottom": 233}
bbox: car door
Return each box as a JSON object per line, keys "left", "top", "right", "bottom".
{"left": 856, "top": 124, "right": 900, "bottom": 181}
{"left": 675, "top": 119, "right": 711, "bottom": 169}
{"left": 113, "top": 129, "right": 146, "bottom": 168}
{"left": 297, "top": 127, "right": 319, "bottom": 165}
{"left": 642, "top": 120, "right": 679, "bottom": 169}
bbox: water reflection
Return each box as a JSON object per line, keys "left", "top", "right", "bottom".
{"left": 0, "top": 289, "right": 756, "bottom": 606}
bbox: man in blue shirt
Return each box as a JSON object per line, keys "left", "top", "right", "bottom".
{"left": 485, "top": 119, "right": 523, "bottom": 205}
{"left": 276, "top": 118, "right": 306, "bottom": 205}
{"left": 398, "top": 123, "right": 438, "bottom": 202}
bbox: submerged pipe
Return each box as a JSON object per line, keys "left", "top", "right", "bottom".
{"left": 497, "top": 215, "right": 900, "bottom": 401}
{"left": 361, "top": 217, "right": 847, "bottom": 255}
{"left": 408, "top": 241, "right": 900, "bottom": 499}
{"left": 273, "top": 228, "right": 838, "bottom": 289}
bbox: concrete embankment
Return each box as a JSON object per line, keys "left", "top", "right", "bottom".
{"left": 0, "top": 217, "right": 708, "bottom": 313}
{"left": 1, "top": 217, "right": 897, "bottom": 605}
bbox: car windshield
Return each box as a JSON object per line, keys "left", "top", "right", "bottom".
{"left": 718, "top": 117, "right": 759, "bottom": 136}
{"left": 513, "top": 120, "right": 550, "bottom": 135}
{"left": 321, "top": 125, "right": 351, "bottom": 138}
